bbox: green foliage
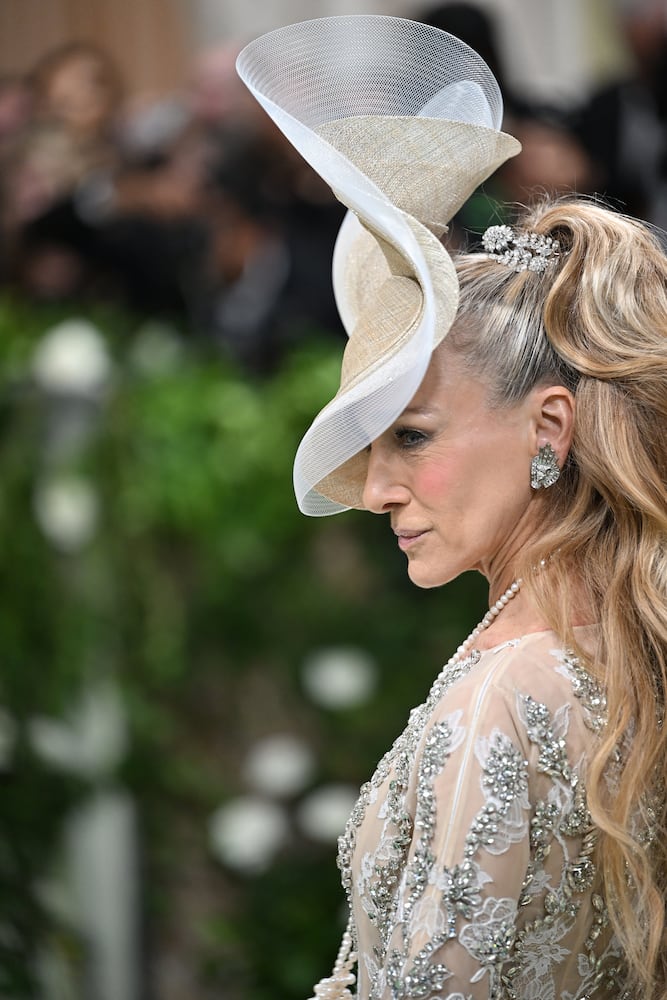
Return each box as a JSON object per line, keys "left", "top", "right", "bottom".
{"left": 0, "top": 298, "right": 487, "bottom": 998}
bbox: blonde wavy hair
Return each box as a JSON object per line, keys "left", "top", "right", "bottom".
{"left": 451, "top": 198, "right": 667, "bottom": 998}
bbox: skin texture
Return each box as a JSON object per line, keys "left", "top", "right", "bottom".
{"left": 362, "top": 344, "right": 575, "bottom": 646}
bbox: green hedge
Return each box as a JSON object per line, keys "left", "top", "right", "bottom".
{"left": 0, "top": 298, "right": 487, "bottom": 999}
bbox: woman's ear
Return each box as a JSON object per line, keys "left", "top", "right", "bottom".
{"left": 531, "top": 384, "right": 575, "bottom": 465}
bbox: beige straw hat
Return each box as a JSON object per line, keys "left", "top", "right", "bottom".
{"left": 236, "top": 14, "right": 521, "bottom": 515}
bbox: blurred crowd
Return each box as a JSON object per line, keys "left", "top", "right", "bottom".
{"left": 434, "top": 0, "right": 667, "bottom": 242}
{"left": 1, "top": 0, "right": 667, "bottom": 372}
{"left": 0, "top": 33, "right": 347, "bottom": 372}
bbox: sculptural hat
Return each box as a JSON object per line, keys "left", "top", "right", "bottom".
{"left": 236, "top": 14, "right": 521, "bottom": 515}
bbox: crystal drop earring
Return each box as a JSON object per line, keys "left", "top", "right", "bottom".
{"left": 530, "top": 442, "right": 560, "bottom": 490}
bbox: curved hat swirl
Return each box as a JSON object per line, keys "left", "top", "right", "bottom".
{"left": 236, "top": 14, "right": 521, "bottom": 515}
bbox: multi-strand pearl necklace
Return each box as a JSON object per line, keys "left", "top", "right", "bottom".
{"left": 308, "top": 577, "right": 523, "bottom": 1000}
{"left": 309, "top": 920, "right": 357, "bottom": 999}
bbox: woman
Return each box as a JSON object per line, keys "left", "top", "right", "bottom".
{"left": 237, "top": 16, "right": 667, "bottom": 999}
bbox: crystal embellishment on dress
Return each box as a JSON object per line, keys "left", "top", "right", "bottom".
{"left": 482, "top": 224, "right": 560, "bottom": 273}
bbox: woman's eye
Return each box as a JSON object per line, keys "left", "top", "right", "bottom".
{"left": 395, "top": 427, "right": 427, "bottom": 448}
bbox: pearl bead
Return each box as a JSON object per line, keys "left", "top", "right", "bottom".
{"left": 309, "top": 919, "right": 357, "bottom": 999}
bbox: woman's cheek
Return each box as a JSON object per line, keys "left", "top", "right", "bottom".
{"left": 414, "top": 460, "right": 457, "bottom": 507}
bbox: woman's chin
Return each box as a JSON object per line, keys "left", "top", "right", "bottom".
{"left": 405, "top": 549, "right": 467, "bottom": 589}
{"left": 406, "top": 561, "right": 449, "bottom": 590}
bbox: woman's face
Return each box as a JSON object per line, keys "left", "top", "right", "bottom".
{"left": 362, "top": 346, "right": 545, "bottom": 589}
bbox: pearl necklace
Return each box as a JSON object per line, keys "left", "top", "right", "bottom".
{"left": 308, "top": 920, "right": 356, "bottom": 999}
{"left": 308, "top": 577, "right": 523, "bottom": 1000}
{"left": 450, "top": 577, "right": 523, "bottom": 663}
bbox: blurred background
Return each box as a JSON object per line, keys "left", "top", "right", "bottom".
{"left": 1, "top": 1, "right": 666, "bottom": 998}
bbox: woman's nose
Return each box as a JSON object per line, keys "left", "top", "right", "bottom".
{"left": 362, "top": 445, "right": 408, "bottom": 513}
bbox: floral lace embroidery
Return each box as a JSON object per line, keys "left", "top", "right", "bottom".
{"left": 339, "top": 653, "right": 481, "bottom": 925}
{"left": 504, "top": 693, "right": 599, "bottom": 1000}
{"left": 552, "top": 650, "right": 607, "bottom": 735}
{"left": 331, "top": 646, "right": 632, "bottom": 1000}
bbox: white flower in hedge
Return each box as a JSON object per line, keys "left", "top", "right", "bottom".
{"left": 209, "top": 796, "right": 289, "bottom": 874}
{"left": 296, "top": 784, "right": 358, "bottom": 843}
{"left": 243, "top": 733, "right": 315, "bottom": 798}
{"left": 32, "top": 318, "right": 113, "bottom": 397}
{"left": 29, "top": 676, "right": 128, "bottom": 780}
{"left": 302, "top": 647, "right": 377, "bottom": 709}
{"left": 34, "top": 474, "right": 99, "bottom": 552}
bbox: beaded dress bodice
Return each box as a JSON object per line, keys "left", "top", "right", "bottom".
{"left": 324, "top": 627, "right": 630, "bottom": 1000}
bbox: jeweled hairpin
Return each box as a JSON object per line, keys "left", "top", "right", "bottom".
{"left": 482, "top": 224, "right": 560, "bottom": 273}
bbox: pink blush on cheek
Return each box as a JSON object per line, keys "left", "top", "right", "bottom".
{"left": 414, "top": 462, "right": 456, "bottom": 503}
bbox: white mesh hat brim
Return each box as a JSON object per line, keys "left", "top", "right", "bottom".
{"left": 236, "top": 15, "right": 521, "bottom": 515}
{"left": 236, "top": 15, "right": 504, "bottom": 133}
{"left": 295, "top": 206, "right": 458, "bottom": 514}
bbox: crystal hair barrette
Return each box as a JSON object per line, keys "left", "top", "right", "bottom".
{"left": 482, "top": 224, "right": 559, "bottom": 273}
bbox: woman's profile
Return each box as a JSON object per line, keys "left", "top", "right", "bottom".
{"left": 237, "top": 16, "right": 667, "bottom": 999}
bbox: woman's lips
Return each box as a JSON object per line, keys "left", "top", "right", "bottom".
{"left": 396, "top": 530, "right": 429, "bottom": 551}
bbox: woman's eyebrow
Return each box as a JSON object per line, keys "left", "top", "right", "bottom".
{"left": 399, "top": 405, "right": 437, "bottom": 418}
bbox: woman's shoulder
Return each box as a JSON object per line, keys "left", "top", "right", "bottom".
{"left": 479, "top": 623, "right": 598, "bottom": 684}
{"left": 433, "top": 624, "right": 604, "bottom": 738}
